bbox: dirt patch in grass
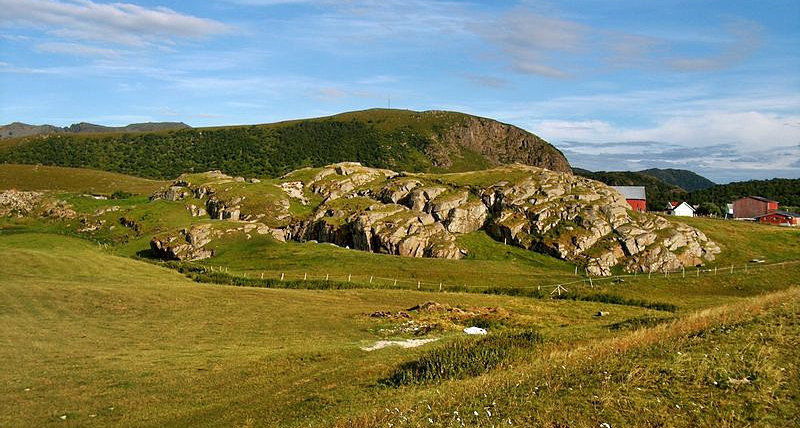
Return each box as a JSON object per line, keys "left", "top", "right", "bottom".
{"left": 366, "top": 301, "right": 514, "bottom": 337}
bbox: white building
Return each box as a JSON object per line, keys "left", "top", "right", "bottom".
{"left": 666, "top": 201, "right": 696, "bottom": 217}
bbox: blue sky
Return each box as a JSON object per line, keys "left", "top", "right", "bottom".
{"left": 1, "top": 0, "right": 798, "bottom": 182}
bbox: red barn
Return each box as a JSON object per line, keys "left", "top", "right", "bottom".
{"left": 611, "top": 186, "right": 647, "bottom": 212}
{"left": 732, "top": 196, "right": 779, "bottom": 219}
{"left": 755, "top": 211, "right": 800, "bottom": 226}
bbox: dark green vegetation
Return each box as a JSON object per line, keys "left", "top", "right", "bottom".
{"left": 639, "top": 167, "right": 715, "bottom": 191}
{"left": 381, "top": 330, "right": 542, "bottom": 386}
{"left": 687, "top": 177, "right": 800, "bottom": 207}
{"left": 0, "top": 109, "right": 570, "bottom": 179}
{"left": 576, "top": 168, "right": 800, "bottom": 210}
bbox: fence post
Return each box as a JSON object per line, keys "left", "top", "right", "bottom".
{"left": 730, "top": 265, "right": 734, "bottom": 274}
{"left": 260, "top": 272, "right": 264, "bottom": 279}
{"left": 304, "top": 272, "right": 307, "bottom": 281}
{"left": 714, "top": 267, "right": 717, "bottom": 276}
{"left": 417, "top": 281, "right": 420, "bottom": 290}
{"left": 280, "top": 272, "right": 284, "bottom": 281}
{"left": 393, "top": 278, "right": 397, "bottom": 286}
{"left": 369, "top": 275, "right": 373, "bottom": 284}
{"left": 348, "top": 274, "right": 352, "bottom": 282}
{"left": 325, "top": 273, "right": 329, "bottom": 281}
{"left": 439, "top": 282, "right": 442, "bottom": 292}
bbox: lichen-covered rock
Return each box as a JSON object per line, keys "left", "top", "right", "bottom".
{"left": 0, "top": 190, "right": 44, "bottom": 217}
{"left": 150, "top": 224, "right": 217, "bottom": 261}
{"left": 146, "top": 162, "right": 721, "bottom": 275}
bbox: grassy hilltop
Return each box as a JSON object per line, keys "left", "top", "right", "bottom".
{"left": 1, "top": 165, "right": 799, "bottom": 426}
{"left": 0, "top": 109, "right": 571, "bottom": 179}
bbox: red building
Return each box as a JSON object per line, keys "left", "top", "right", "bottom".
{"left": 732, "top": 196, "right": 779, "bottom": 219}
{"left": 755, "top": 211, "right": 800, "bottom": 226}
{"left": 611, "top": 186, "right": 647, "bottom": 212}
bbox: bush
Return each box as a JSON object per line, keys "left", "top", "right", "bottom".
{"left": 381, "top": 330, "right": 543, "bottom": 386}
{"left": 110, "top": 190, "right": 134, "bottom": 199}
{"left": 555, "top": 292, "right": 678, "bottom": 312}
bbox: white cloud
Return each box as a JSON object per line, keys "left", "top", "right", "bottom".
{"left": 0, "top": 0, "right": 229, "bottom": 47}
{"left": 473, "top": 9, "right": 763, "bottom": 78}
{"left": 36, "top": 42, "right": 121, "bottom": 57}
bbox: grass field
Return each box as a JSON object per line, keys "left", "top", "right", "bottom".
{"left": 1, "top": 166, "right": 799, "bottom": 427}
{"left": 1, "top": 232, "right": 672, "bottom": 427}
{"left": 0, "top": 164, "right": 167, "bottom": 195}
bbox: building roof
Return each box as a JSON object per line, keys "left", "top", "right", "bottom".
{"left": 755, "top": 210, "right": 800, "bottom": 218}
{"left": 740, "top": 196, "right": 779, "bottom": 203}
{"left": 668, "top": 201, "right": 695, "bottom": 212}
{"left": 611, "top": 186, "right": 646, "bottom": 200}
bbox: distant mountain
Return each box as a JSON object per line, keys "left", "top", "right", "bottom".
{"left": 0, "top": 108, "right": 571, "bottom": 179}
{"left": 638, "top": 168, "right": 715, "bottom": 191}
{"left": 0, "top": 121, "right": 191, "bottom": 139}
{"left": 573, "top": 169, "right": 686, "bottom": 211}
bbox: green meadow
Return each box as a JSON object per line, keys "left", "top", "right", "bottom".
{"left": 1, "top": 166, "right": 798, "bottom": 427}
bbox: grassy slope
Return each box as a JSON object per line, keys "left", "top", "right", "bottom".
{"left": 344, "top": 287, "right": 800, "bottom": 427}
{"left": 0, "top": 164, "right": 166, "bottom": 195}
{"left": 0, "top": 232, "right": 657, "bottom": 427}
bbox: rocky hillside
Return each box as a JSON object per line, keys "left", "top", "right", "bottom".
{"left": 0, "top": 109, "right": 570, "bottom": 178}
{"left": 0, "top": 121, "right": 190, "bottom": 139}
{"left": 148, "top": 162, "right": 719, "bottom": 276}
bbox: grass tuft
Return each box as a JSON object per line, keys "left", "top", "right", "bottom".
{"left": 380, "top": 330, "right": 543, "bottom": 386}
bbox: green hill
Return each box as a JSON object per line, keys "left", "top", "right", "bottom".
{"left": 0, "top": 121, "right": 189, "bottom": 139}
{"left": 0, "top": 109, "right": 570, "bottom": 179}
{"left": 639, "top": 168, "right": 715, "bottom": 191}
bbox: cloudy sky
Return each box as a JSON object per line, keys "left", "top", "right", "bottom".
{"left": 1, "top": 0, "right": 798, "bottom": 182}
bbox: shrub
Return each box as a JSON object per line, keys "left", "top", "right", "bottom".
{"left": 555, "top": 292, "right": 678, "bottom": 312}
{"left": 380, "top": 329, "right": 543, "bottom": 386}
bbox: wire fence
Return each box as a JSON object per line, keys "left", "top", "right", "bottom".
{"left": 188, "top": 258, "right": 800, "bottom": 296}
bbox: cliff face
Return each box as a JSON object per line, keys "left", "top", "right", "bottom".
{"left": 429, "top": 116, "right": 572, "bottom": 174}
{"left": 149, "top": 162, "right": 719, "bottom": 275}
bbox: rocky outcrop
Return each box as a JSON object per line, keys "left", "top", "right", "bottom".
{"left": 147, "top": 163, "right": 720, "bottom": 275}
{"left": 0, "top": 190, "right": 76, "bottom": 219}
{"left": 0, "top": 190, "right": 43, "bottom": 217}
{"left": 150, "top": 224, "right": 217, "bottom": 261}
{"left": 429, "top": 115, "right": 572, "bottom": 174}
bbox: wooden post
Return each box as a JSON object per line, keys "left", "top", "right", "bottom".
{"left": 417, "top": 281, "right": 420, "bottom": 289}
{"left": 325, "top": 273, "right": 329, "bottom": 281}
{"left": 280, "top": 272, "right": 284, "bottom": 281}
{"left": 348, "top": 274, "right": 352, "bottom": 282}
{"left": 261, "top": 272, "right": 264, "bottom": 279}
{"left": 714, "top": 267, "right": 717, "bottom": 276}
{"left": 369, "top": 276, "right": 373, "bottom": 284}
{"left": 730, "top": 265, "right": 734, "bottom": 274}
{"left": 303, "top": 272, "right": 307, "bottom": 280}
{"left": 439, "top": 282, "right": 442, "bottom": 292}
